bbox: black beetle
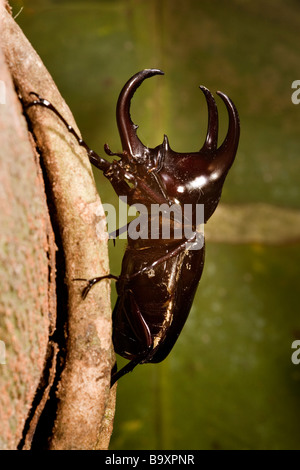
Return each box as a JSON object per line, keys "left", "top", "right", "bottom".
{"left": 27, "top": 69, "right": 240, "bottom": 386}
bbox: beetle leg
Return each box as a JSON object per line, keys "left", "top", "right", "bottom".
{"left": 109, "top": 221, "right": 131, "bottom": 239}
{"left": 111, "top": 350, "right": 150, "bottom": 387}
{"left": 111, "top": 291, "right": 153, "bottom": 386}
{"left": 102, "top": 160, "right": 136, "bottom": 203}
{"left": 74, "top": 274, "right": 119, "bottom": 299}
{"left": 126, "top": 291, "right": 153, "bottom": 347}
{"left": 26, "top": 93, "right": 111, "bottom": 172}
{"left": 129, "top": 234, "right": 199, "bottom": 280}
{"left": 26, "top": 93, "right": 136, "bottom": 200}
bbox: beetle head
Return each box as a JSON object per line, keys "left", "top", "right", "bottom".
{"left": 116, "top": 69, "right": 240, "bottom": 222}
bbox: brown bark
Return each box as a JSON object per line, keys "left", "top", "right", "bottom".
{"left": 0, "top": 0, "right": 116, "bottom": 450}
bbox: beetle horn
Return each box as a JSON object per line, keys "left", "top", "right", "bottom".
{"left": 198, "top": 86, "right": 240, "bottom": 174}
{"left": 116, "top": 69, "right": 164, "bottom": 158}
{"left": 199, "top": 86, "right": 219, "bottom": 152}
{"left": 215, "top": 91, "right": 240, "bottom": 171}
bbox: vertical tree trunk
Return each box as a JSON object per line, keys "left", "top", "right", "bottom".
{"left": 0, "top": 0, "right": 116, "bottom": 450}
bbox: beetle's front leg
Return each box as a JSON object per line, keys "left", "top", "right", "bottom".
{"left": 102, "top": 159, "right": 136, "bottom": 205}
{"left": 26, "top": 93, "right": 135, "bottom": 201}
{"left": 26, "top": 93, "right": 112, "bottom": 173}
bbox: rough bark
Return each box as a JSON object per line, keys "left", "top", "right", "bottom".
{"left": 0, "top": 0, "right": 116, "bottom": 450}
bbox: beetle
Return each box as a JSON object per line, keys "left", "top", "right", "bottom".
{"left": 27, "top": 69, "right": 240, "bottom": 386}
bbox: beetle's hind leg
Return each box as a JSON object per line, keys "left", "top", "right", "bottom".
{"left": 110, "top": 351, "right": 150, "bottom": 387}
{"left": 111, "top": 290, "right": 153, "bottom": 386}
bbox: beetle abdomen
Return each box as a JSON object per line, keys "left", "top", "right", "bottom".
{"left": 112, "top": 239, "right": 205, "bottom": 363}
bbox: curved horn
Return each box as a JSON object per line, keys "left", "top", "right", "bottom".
{"left": 215, "top": 91, "right": 240, "bottom": 171}
{"left": 116, "top": 69, "right": 164, "bottom": 157}
{"left": 199, "top": 86, "right": 219, "bottom": 152}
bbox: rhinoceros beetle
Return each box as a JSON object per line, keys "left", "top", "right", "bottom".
{"left": 26, "top": 69, "right": 240, "bottom": 386}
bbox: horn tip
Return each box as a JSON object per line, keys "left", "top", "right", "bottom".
{"left": 143, "top": 68, "right": 164, "bottom": 76}
{"left": 199, "top": 85, "right": 215, "bottom": 100}
{"left": 163, "top": 134, "right": 170, "bottom": 150}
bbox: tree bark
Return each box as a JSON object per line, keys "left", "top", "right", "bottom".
{"left": 0, "top": 0, "right": 116, "bottom": 450}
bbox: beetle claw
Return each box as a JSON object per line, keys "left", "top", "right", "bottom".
{"left": 73, "top": 275, "right": 119, "bottom": 300}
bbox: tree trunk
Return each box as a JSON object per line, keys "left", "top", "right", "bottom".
{"left": 0, "top": 0, "right": 116, "bottom": 450}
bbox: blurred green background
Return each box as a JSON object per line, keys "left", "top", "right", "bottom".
{"left": 10, "top": 0, "right": 300, "bottom": 449}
